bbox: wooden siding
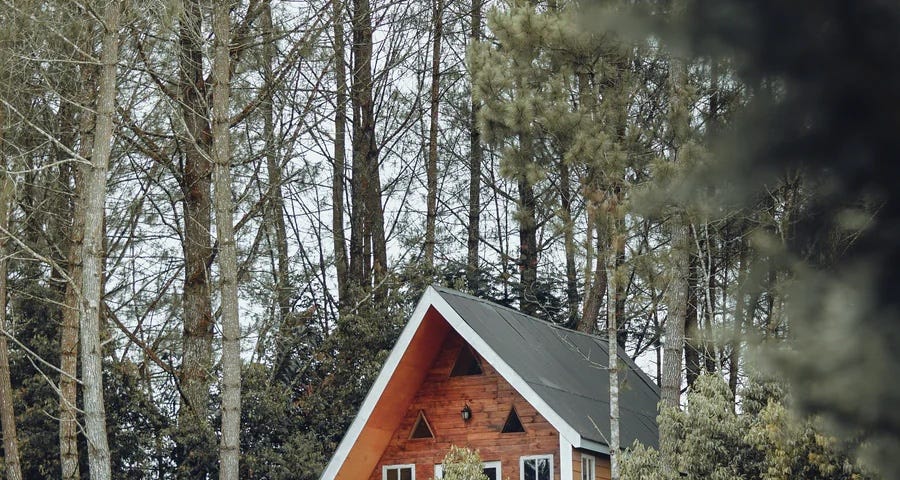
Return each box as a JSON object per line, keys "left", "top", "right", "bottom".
{"left": 335, "top": 307, "right": 452, "bottom": 479}
{"left": 368, "top": 330, "right": 560, "bottom": 480}
{"left": 571, "top": 449, "right": 611, "bottom": 480}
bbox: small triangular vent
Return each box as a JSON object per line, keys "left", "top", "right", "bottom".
{"left": 450, "top": 345, "right": 482, "bottom": 377}
{"left": 501, "top": 406, "right": 525, "bottom": 433}
{"left": 410, "top": 411, "right": 434, "bottom": 439}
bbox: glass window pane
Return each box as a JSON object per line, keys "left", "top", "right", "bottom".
{"left": 524, "top": 459, "right": 536, "bottom": 480}
{"left": 386, "top": 469, "right": 398, "bottom": 480}
{"left": 483, "top": 466, "right": 497, "bottom": 480}
{"left": 400, "top": 467, "right": 412, "bottom": 480}
{"left": 537, "top": 458, "right": 550, "bottom": 480}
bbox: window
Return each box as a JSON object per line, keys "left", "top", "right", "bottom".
{"left": 520, "top": 455, "right": 552, "bottom": 480}
{"left": 384, "top": 464, "right": 414, "bottom": 480}
{"left": 434, "top": 461, "right": 500, "bottom": 480}
{"left": 409, "top": 411, "right": 434, "bottom": 439}
{"left": 581, "top": 454, "right": 596, "bottom": 480}
{"left": 450, "top": 345, "right": 483, "bottom": 376}
{"left": 501, "top": 406, "right": 525, "bottom": 433}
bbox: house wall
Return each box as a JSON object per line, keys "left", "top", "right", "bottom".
{"left": 368, "top": 330, "right": 560, "bottom": 480}
{"left": 571, "top": 449, "right": 611, "bottom": 480}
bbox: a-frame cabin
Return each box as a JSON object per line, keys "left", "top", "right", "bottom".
{"left": 321, "top": 286, "right": 659, "bottom": 480}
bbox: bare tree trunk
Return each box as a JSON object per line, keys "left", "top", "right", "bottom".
{"left": 332, "top": 0, "right": 349, "bottom": 301}
{"left": 517, "top": 131, "right": 538, "bottom": 316}
{"left": 580, "top": 225, "right": 607, "bottom": 334}
{"left": 465, "top": 0, "right": 483, "bottom": 292}
{"left": 212, "top": 2, "right": 241, "bottom": 478}
{"left": 684, "top": 233, "right": 701, "bottom": 389}
{"left": 81, "top": 3, "right": 120, "bottom": 478}
{"left": 608, "top": 225, "right": 623, "bottom": 480}
{"left": 261, "top": 1, "right": 290, "bottom": 324}
{"left": 424, "top": 0, "right": 443, "bottom": 267}
{"left": 560, "top": 161, "right": 578, "bottom": 327}
{"left": 61, "top": 68, "right": 94, "bottom": 478}
{"left": 0, "top": 125, "right": 23, "bottom": 480}
{"left": 349, "top": 0, "right": 384, "bottom": 292}
{"left": 177, "top": 0, "right": 215, "bottom": 474}
{"left": 660, "top": 222, "right": 688, "bottom": 477}
{"left": 729, "top": 236, "right": 747, "bottom": 402}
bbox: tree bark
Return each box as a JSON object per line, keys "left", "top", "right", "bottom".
{"left": 516, "top": 132, "right": 539, "bottom": 316}
{"left": 684, "top": 231, "right": 701, "bottom": 389}
{"left": 349, "top": 0, "right": 385, "bottom": 293}
{"left": 61, "top": 60, "right": 95, "bottom": 478}
{"left": 0, "top": 118, "right": 23, "bottom": 480}
{"left": 579, "top": 221, "right": 607, "bottom": 334}
{"left": 424, "top": 0, "right": 443, "bottom": 267}
{"left": 560, "top": 161, "right": 578, "bottom": 327}
{"left": 212, "top": 2, "right": 241, "bottom": 478}
{"left": 729, "top": 235, "right": 747, "bottom": 402}
{"left": 607, "top": 227, "right": 623, "bottom": 480}
{"left": 332, "top": 0, "right": 349, "bottom": 302}
{"left": 261, "top": 1, "right": 290, "bottom": 325}
{"left": 465, "top": 0, "right": 483, "bottom": 292}
{"left": 177, "top": 0, "right": 215, "bottom": 474}
{"left": 81, "top": 3, "right": 120, "bottom": 478}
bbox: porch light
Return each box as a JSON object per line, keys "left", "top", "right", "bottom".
{"left": 461, "top": 404, "right": 472, "bottom": 422}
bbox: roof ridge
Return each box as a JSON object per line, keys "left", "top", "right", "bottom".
{"left": 431, "top": 285, "right": 607, "bottom": 341}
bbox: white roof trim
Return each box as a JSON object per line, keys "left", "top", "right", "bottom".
{"left": 560, "top": 436, "right": 574, "bottom": 480}
{"left": 319, "top": 292, "right": 435, "bottom": 480}
{"left": 427, "top": 289, "right": 582, "bottom": 446}
{"left": 575, "top": 438, "right": 610, "bottom": 455}
{"left": 320, "top": 286, "right": 587, "bottom": 479}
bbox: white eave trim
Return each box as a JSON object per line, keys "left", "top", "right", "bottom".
{"left": 560, "top": 436, "right": 574, "bottom": 480}
{"left": 319, "top": 291, "right": 435, "bottom": 480}
{"left": 428, "top": 289, "right": 583, "bottom": 446}
{"left": 575, "top": 438, "right": 610, "bottom": 455}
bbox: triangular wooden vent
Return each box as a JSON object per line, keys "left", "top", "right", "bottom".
{"left": 501, "top": 406, "right": 525, "bottom": 433}
{"left": 410, "top": 411, "right": 434, "bottom": 439}
{"left": 450, "top": 345, "right": 482, "bottom": 376}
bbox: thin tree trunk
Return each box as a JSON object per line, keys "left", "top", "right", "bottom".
{"left": 580, "top": 225, "right": 607, "bottom": 334}
{"left": 702, "top": 227, "right": 718, "bottom": 374}
{"left": 261, "top": 1, "right": 290, "bottom": 324}
{"left": 81, "top": 3, "right": 120, "bottom": 478}
{"left": 684, "top": 233, "right": 701, "bottom": 389}
{"left": 614, "top": 226, "right": 627, "bottom": 347}
{"left": 177, "top": 0, "right": 215, "bottom": 473}
{"left": 349, "top": 0, "right": 382, "bottom": 292}
{"left": 560, "top": 161, "right": 578, "bottom": 327}
{"left": 332, "top": 0, "right": 349, "bottom": 301}
{"left": 516, "top": 129, "right": 539, "bottom": 316}
{"left": 0, "top": 124, "right": 23, "bottom": 480}
{"left": 465, "top": 0, "right": 483, "bottom": 292}
{"left": 424, "top": 0, "right": 443, "bottom": 267}
{"left": 660, "top": 221, "right": 688, "bottom": 476}
{"left": 212, "top": 2, "right": 241, "bottom": 478}
{"left": 61, "top": 66, "right": 94, "bottom": 478}
{"left": 608, "top": 224, "right": 623, "bottom": 480}
{"left": 729, "top": 236, "right": 747, "bottom": 402}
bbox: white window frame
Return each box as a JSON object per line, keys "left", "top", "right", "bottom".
{"left": 383, "top": 464, "right": 415, "bottom": 480}
{"left": 434, "top": 460, "right": 501, "bottom": 479}
{"left": 581, "top": 454, "right": 596, "bottom": 480}
{"left": 520, "top": 454, "right": 553, "bottom": 480}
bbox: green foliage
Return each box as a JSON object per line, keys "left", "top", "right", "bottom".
{"left": 621, "top": 374, "right": 872, "bottom": 480}
{"left": 435, "top": 446, "right": 488, "bottom": 480}
{"left": 240, "top": 364, "right": 324, "bottom": 480}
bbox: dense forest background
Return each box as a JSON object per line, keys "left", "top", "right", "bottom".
{"left": 0, "top": 0, "right": 897, "bottom": 479}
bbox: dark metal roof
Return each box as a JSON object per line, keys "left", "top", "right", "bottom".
{"left": 434, "top": 286, "right": 660, "bottom": 449}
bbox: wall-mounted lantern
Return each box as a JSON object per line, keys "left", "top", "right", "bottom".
{"left": 461, "top": 404, "right": 472, "bottom": 422}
